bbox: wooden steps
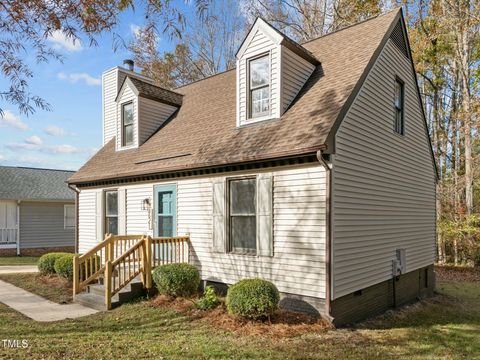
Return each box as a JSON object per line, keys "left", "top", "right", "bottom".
{"left": 74, "top": 275, "right": 145, "bottom": 311}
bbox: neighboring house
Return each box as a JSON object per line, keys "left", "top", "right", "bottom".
{"left": 69, "top": 9, "right": 437, "bottom": 325}
{"left": 0, "top": 166, "right": 76, "bottom": 256}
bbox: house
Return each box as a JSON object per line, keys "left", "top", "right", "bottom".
{"left": 0, "top": 166, "right": 76, "bottom": 256}
{"left": 68, "top": 8, "right": 437, "bottom": 325}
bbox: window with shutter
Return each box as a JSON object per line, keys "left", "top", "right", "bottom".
{"left": 228, "top": 178, "right": 257, "bottom": 254}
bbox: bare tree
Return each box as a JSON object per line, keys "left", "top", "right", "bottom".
{"left": 0, "top": 0, "right": 211, "bottom": 115}
{"left": 129, "top": 0, "right": 244, "bottom": 88}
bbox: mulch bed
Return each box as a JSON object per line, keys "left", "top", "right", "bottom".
{"left": 150, "top": 295, "right": 331, "bottom": 337}
{"left": 435, "top": 265, "right": 480, "bottom": 282}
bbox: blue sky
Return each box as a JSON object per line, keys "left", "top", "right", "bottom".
{"left": 0, "top": 3, "right": 187, "bottom": 171}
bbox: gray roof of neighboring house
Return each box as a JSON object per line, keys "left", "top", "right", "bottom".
{"left": 0, "top": 166, "right": 75, "bottom": 201}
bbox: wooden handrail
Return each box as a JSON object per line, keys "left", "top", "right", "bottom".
{"left": 78, "top": 234, "right": 113, "bottom": 262}
{"left": 74, "top": 234, "right": 190, "bottom": 309}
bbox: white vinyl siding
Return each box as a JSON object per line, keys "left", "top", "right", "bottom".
{"left": 281, "top": 47, "right": 315, "bottom": 113}
{"left": 138, "top": 97, "right": 177, "bottom": 144}
{"left": 78, "top": 189, "right": 97, "bottom": 253}
{"left": 178, "top": 166, "right": 327, "bottom": 298}
{"left": 102, "top": 68, "right": 127, "bottom": 145}
{"left": 77, "top": 165, "right": 327, "bottom": 299}
{"left": 331, "top": 39, "right": 436, "bottom": 299}
{"left": 125, "top": 185, "right": 153, "bottom": 236}
{"left": 116, "top": 84, "right": 138, "bottom": 150}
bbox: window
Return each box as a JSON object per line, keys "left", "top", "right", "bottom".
{"left": 394, "top": 78, "right": 404, "bottom": 135}
{"left": 105, "top": 190, "right": 118, "bottom": 235}
{"left": 228, "top": 178, "right": 256, "bottom": 254}
{"left": 64, "top": 205, "right": 75, "bottom": 229}
{"left": 122, "top": 102, "right": 134, "bottom": 146}
{"left": 249, "top": 55, "right": 270, "bottom": 118}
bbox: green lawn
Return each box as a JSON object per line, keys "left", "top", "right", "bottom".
{"left": 0, "top": 273, "right": 72, "bottom": 304}
{"left": 0, "top": 280, "right": 478, "bottom": 359}
{"left": 0, "top": 256, "right": 39, "bottom": 266}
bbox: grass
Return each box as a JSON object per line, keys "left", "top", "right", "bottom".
{"left": 0, "top": 273, "right": 72, "bottom": 304}
{"left": 0, "top": 279, "right": 478, "bottom": 359}
{"left": 0, "top": 256, "right": 39, "bottom": 266}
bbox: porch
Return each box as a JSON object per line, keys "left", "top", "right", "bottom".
{"left": 0, "top": 200, "right": 19, "bottom": 254}
{"left": 73, "top": 234, "right": 190, "bottom": 310}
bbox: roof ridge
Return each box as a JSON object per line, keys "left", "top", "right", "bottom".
{"left": 128, "top": 76, "right": 183, "bottom": 95}
{"left": 300, "top": 7, "right": 401, "bottom": 46}
{"left": 0, "top": 165, "right": 75, "bottom": 172}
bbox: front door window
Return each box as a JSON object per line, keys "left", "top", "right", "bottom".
{"left": 155, "top": 185, "right": 176, "bottom": 237}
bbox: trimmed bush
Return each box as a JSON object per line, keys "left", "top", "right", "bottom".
{"left": 196, "top": 286, "right": 219, "bottom": 310}
{"left": 54, "top": 253, "right": 76, "bottom": 281}
{"left": 152, "top": 263, "right": 200, "bottom": 297}
{"left": 226, "top": 279, "right": 279, "bottom": 320}
{"left": 38, "top": 253, "right": 70, "bottom": 274}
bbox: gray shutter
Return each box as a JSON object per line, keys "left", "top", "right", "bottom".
{"left": 212, "top": 178, "right": 226, "bottom": 253}
{"left": 257, "top": 173, "right": 273, "bottom": 257}
{"left": 95, "top": 190, "right": 104, "bottom": 242}
{"left": 118, "top": 188, "right": 126, "bottom": 235}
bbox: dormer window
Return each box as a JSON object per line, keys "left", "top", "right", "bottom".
{"left": 121, "top": 102, "right": 134, "bottom": 147}
{"left": 249, "top": 55, "right": 270, "bottom": 118}
{"left": 236, "top": 18, "right": 318, "bottom": 127}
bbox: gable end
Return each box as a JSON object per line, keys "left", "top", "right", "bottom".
{"left": 389, "top": 20, "right": 409, "bottom": 59}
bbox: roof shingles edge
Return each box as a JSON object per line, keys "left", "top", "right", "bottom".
{"left": 119, "top": 77, "right": 183, "bottom": 107}
{"left": 69, "top": 9, "right": 402, "bottom": 185}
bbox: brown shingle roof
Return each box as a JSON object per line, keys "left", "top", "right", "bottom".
{"left": 121, "top": 77, "right": 183, "bottom": 107}
{"left": 69, "top": 10, "right": 400, "bottom": 185}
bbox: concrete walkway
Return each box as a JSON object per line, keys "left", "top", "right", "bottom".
{"left": 0, "top": 265, "right": 38, "bottom": 274}
{"left": 0, "top": 280, "right": 98, "bottom": 322}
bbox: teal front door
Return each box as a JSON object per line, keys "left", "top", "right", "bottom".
{"left": 154, "top": 185, "right": 177, "bottom": 237}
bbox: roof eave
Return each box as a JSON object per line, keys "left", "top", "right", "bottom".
{"left": 68, "top": 145, "right": 326, "bottom": 186}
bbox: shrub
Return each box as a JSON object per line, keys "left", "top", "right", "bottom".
{"left": 196, "top": 286, "right": 219, "bottom": 310}
{"left": 152, "top": 263, "right": 200, "bottom": 297}
{"left": 226, "top": 279, "right": 279, "bottom": 320}
{"left": 38, "top": 253, "right": 70, "bottom": 274}
{"left": 54, "top": 253, "right": 76, "bottom": 281}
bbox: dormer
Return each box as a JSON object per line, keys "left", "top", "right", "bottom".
{"left": 114, "top": 77, "right": 182, "bottom": 151}
{"left": 236, "top": 18, "right": 320, "bottom": 127}
{"left": 101, "top": 62, "right": 182, "bottom": 152}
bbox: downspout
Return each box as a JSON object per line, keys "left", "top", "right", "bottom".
{"left": 316, "top": 150, "right": 333, "bottom": 322}
{"left": 16, "top": 200, "right": 20, "bottom": 256}
{"left": 68, "top": 184, "right": 80, "bottom": 253}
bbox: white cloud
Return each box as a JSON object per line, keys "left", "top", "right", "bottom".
{"left": 0, "top": 154, "right": 6, "bottom": 162}
{"left": 130, "top": 24, "right": 141, "bottom": 37}
{"left": 57, "top": 72, "right": 101, "bottom": 86}
{"left": 48, "top": 30, "right": 83, "bottom": 52}
{"left": 0, "top": 110, "right": 30, "bottom": 131}
{"left": 6, "top": 137, "right": 95, "bottom": 156}
{"left": 12, "top": 156, "right": 78, "bottom": 170}
{"left": 25, "top": 135, "right": 43, "bottom": 146}
{"left": 44, "top": 125, "right": 76, "bottom": 137}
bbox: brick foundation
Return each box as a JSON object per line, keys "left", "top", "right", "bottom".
{"left": 0, "top": 246, "right": 75, "bottom": 257}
